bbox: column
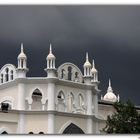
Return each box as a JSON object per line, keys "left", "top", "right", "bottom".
{"left": 17, "top": 113, "right": 25, "bottom": 134}
{"left": 18, "top": 83, "right": 25, "bottom": 110}
{"left": 47, "top": 82, "right": 55, "bottom": 134}
{"left": 86, "top": 89, "right": 93, "bottom": 133}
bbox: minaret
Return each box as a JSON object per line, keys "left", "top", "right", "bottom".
{"left": 17, "top": 43, "right": 28, "bottom": 78}
{"left": 45, "top": 43, "right": 56, "bottom": 78}
{"left": 45, "top": 43, "right": 57, "bottom": 134}
{"left": 83, "top": 52, "right": 92, "bottom": 84}
{"left": 91, "top": 59, "right": 98, "bottom": 82}
{"left": 16, "top": 43, "right": 28, "bottom": 133}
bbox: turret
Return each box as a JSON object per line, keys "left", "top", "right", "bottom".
{"left": 17, "top": 43, "right": 28, "bottom": 78}
{"left": 83, "top": 52, "right": 92, "bottom": 84}
{"left": 91, "top": 59, "right": 98, "bottom": 82}
{"left": 45, "top": 44, "right": 56, "bottom": 78}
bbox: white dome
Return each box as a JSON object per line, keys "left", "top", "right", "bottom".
{"left": 18, "top": 44, "right": 27, "bottom": 59}
{"left": 47, "top": 53, "right": 55, "bottom": 59}
{"left": 91, "top": 59, "right": 97, "bottom": 74}
{"left": 103, "top": 79, "right": 118, "bottom": 102}
{"left": 84, "top": 61, "right": 91, "bottom": 67}
{"left": 91, "top": 67, "right": 97, "bottom": 74}
{"left": 103, "top": 92, "right": 117, "bottom": 102}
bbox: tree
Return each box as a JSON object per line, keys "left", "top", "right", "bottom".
{"left": 103, "top": 100, "right": 140, "bottom": 133}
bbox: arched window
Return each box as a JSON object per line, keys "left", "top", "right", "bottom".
{"left": 68, "top": 66, "right": 72, "bottom": 80}
{"left": 28, "top": 132, "right": 34, "bottom": 134}
{"left": 78, "top": 94, "right": 84, "bottom": 108}
{"left": 31, "top": 88, "right": 42, "bottom": 110}
{"left": 21, "top": 59, "right": 24, "bottom": 68}
{"left": 1, "top": 131, "right": 8, "bottom": 134}
{"left": 39, "top": 132, "right": 44, "bottom": 134}
{"left": 63, "top": 123, "right": 84, "bottom": 134}
{"left": 32, "top": 89, "right": 42, "bottom": 102}
{"left": 68, "top": 93, "right": 74, "bottom": 112}
{"left": 61, "top": 69, "right": 65, "bottom": 79}
{"left": 5, "top": 68, "right": 9, "bottom": 82}
{"left": 10, "top": 70, "right": 13, "bottom": 80}
{"left": 1, "top": 100, "right": 12, "bottom": 113}
{"left": 57, "top": 91, "right": 65, "bottom": 101}
{"left": 1, "top": 74, "right": 3, "bottom": 83}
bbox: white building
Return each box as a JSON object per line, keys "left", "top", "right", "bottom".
{"left": 0, "top": 43, "right": 120, "bottom": 134}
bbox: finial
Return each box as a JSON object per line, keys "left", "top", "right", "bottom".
{"left": 86, "top": 52, "right": 89, "bottom": 61}
{"left": 109, "top": 78, "right": 111, "bottom": 87}
{"left": 92, "top": 59, "right": 95, "bottom": 67}
{"left": 117, "top": 94, "right": 120, "bottom": 102}
{"left": 21, "top": 43, "right": 24, "bottom": 53}
{"left": 50, "top": 43, "right": 52, "bottom": 54}
{"left": 107, "top": 78, "right": 113, "bottom": 93}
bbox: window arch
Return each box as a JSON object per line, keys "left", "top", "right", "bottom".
{"left": 1, "top": 131, "right": 8, "bottom": 134}
{"left": 1, "top": 74, "right": 3, "bottom": 83}
{"left": 57, "top": 91, "right": 65, "bottom": 101}
{"left": 10, "top": 70, "right": 13, "bottom": 80}
{"left": 63, "top": 123, "right": 84, "bottom": 134}
{"left": 31, "top": 88, "right": 43, "bottom": 110}
{"left": 28, "top": 132, "right": 34, "bottom": 134}
{"left": 68, "top": 66, "right": 72, "bottom": 80}
{"left": 32, "top": 88, "right": 42, "bottom": 102}
{"left": 39, "top": 132, "right": 44, "bottom": 134}
{"left": 5, "top": 68, "right": 9, "bottom": 82}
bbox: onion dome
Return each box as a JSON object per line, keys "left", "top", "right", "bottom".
{"left": 91, "top": 59, "right": 97, "bottom": 74}
{"left": 103, "top": 79, "right": 117, "bottom": 102}
{"left": 47, "top": 44, "right": 55, "bottom": 60}
{"left": 83, "top": 52, "right": 91, "bottom": 67}
{"left": 18, "top": 43, "right": 27, "bottom": 59}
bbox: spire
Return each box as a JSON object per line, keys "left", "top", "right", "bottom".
{"left": 109, "top": 78, "right": 111, "bottom": 87}
{"left": 92, "top": 59, "right": 95, "bottom": 67}
{"left": 49, "top": 43, "right": 52, "bottom": 54}
{"left": 86, "top": 52, "right": 89, "bottom": 62}
{"left": 21, "top": 43, "right": 24, "bottom": 53}
{"left": 117, "top": 94, "right": 120, "bottom": 102}
{"left": 107, "top": 78, "right": 113, "bottom": 93}
{"left": 47, "top": 43, "right": 55, "bottom": 60}
{"left": 84, "top": 52, "right": 91, "bottom": 68}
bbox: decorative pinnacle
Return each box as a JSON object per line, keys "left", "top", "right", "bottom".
{"left": 50, "top": 43, "right": 52, "bottom": 54}
{"left": 109, "top": 78, "right": 111, "bottom": 87}
{"left": 92, "top": 59, "right": 95, "bottom": 67}
{"left": 86, "top": 52, "right": 89, "bottom": 62}
{"left": 107, "top": 78, "right": 113, "bottom": 93}
{"left": 21, "top": 43, "right": 24, "bottom": 53}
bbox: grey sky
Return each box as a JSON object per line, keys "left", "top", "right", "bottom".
{"left": 0, "top": 5, "right": 140, "bottom": 105}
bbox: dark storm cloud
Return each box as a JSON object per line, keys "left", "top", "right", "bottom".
{"left": 0, "top": 5, "right": 139, "bottom": 105}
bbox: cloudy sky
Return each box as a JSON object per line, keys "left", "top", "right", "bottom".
{"left": 0, "top": 5, "right": 140, "bottom": 105}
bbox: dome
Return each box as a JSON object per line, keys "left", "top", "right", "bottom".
{"left": 91, "top": 59, "right": 97, "bottom": 74}
{"left": 47, "top": 53, "right": 55, "bottom": 59}
{"left": 103, "top": 92, "right": 117, "bottom": 102}
{"left": 84, "top": 61, "right": 91, "bottom": 67}
{"left": 18, "top": 44, "right": 27, "bottom": 59}
{"left": 103, "top": 79, "right": 118, "bottom": 102}
{"left": 47, "top": 44, "right": 55, "bottom": 60}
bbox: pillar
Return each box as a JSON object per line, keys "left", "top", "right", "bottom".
{"left": 17, "top": 83, "right": 25, "bottom": 110}
{"left": 17, "top": 113, "right": 25, "bottom": 134}
{"left": 47, "top": 82, "right": 55, "bottom": 134}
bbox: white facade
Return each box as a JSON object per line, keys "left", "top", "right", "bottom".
{"left": 0, "top": 43, "right": 121, "bottom": 134}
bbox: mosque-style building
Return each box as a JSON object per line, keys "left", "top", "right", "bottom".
{"left": 0, "top": 43, "right": 121, "bottom": 134}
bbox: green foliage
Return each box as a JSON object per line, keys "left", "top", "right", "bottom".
{"left": 102, "top": 100, "right": 140, "bottom": 133}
